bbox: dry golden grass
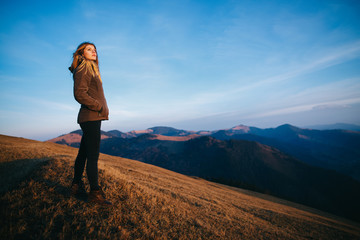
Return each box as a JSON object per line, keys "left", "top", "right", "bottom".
{"left": 1, "top": 134, "right": 359, "bottom": 239}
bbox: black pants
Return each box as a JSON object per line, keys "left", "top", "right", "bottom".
{"left": 73, "top": 120, "right": 101, "bottom": 191}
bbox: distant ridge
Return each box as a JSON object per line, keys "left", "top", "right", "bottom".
{"left": 48, "top": 123, "right": 360, "bottom": 144}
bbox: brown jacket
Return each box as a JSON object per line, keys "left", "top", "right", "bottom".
{"left": 73, "top": 64, "right": 109, "bottom": 124}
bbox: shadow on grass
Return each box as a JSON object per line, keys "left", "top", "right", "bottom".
{"left": 0, "top": 158, "right": 51, "bottom": 195}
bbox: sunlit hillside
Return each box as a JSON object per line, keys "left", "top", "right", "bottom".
{"left": 1, "top": 134, "right": 359, "bottom": 239}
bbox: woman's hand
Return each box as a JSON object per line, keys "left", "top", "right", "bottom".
{"left": 98, "top": 106, "right": 109, "bottom": 117}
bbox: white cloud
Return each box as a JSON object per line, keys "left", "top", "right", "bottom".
{"left": 253, "top": 41, "right": 360, "bottom": 85}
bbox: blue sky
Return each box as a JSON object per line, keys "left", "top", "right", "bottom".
{"left": 1, "top": 0, "right": 360, "bottom": 140}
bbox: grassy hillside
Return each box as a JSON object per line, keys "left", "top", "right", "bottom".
{"left": 1, "top": 134, "right": 359, "bottom": 239}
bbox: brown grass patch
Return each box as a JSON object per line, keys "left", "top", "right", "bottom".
{"left": 1, "top": 134, "right": 359, "bottom": 239}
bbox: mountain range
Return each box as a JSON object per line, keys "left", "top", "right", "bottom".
{"left": 49, "top": 123, "right": 360, "bottom": 181}
{"left": 48, "top": 124, "right": 360, "bottom": 221}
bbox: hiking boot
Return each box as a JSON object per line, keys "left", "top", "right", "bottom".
{"left": 88, "top": 188, "right": 112, "bottom": 206}
{"left": 70, "top": 181, "right": 87, "bottom": 198}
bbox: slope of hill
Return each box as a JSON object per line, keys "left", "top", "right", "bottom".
{"left": 1, "top": 134, "right": 360, "bottom": 239}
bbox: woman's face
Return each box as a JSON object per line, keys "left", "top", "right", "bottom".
{"left": 83, "top": 44, "right": 97, "bottom": 61}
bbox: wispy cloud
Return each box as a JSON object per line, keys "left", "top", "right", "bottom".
{"left": 312, "top": 103, "right": 350, "bottom": 110}
{"left": 170, "top": 41, "right": 360, "bottom": 109}
{"left": 242, "top": 97, "right": 360, "bottom": 119}
{"left": 290, "top": 77, "right": 360, "bottom": 103}
{"left": 2, "top": 94, "right": 77, "bottom": 112}
{"left": 27, "top": 97, "right": 76, "bottom": 111}
{"left": 239, "top": 41, "right": 360, "bottom": 88}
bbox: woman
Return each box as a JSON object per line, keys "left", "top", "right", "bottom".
{"left": 69, "top": 42, "right": 111, "bottom": 205}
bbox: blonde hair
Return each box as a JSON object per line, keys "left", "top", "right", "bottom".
{"left": 69, "top": 42, "right": 102, "bottom": 82}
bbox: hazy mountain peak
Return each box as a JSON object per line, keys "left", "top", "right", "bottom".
{"left": 70, "top": 129, "right": 82, "bottom": 135}
{"left": 276, "top": 123, "right": 299, "bottom": 130}
{"left": 229, "top": 124, "right": 251, "bottom": 133}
